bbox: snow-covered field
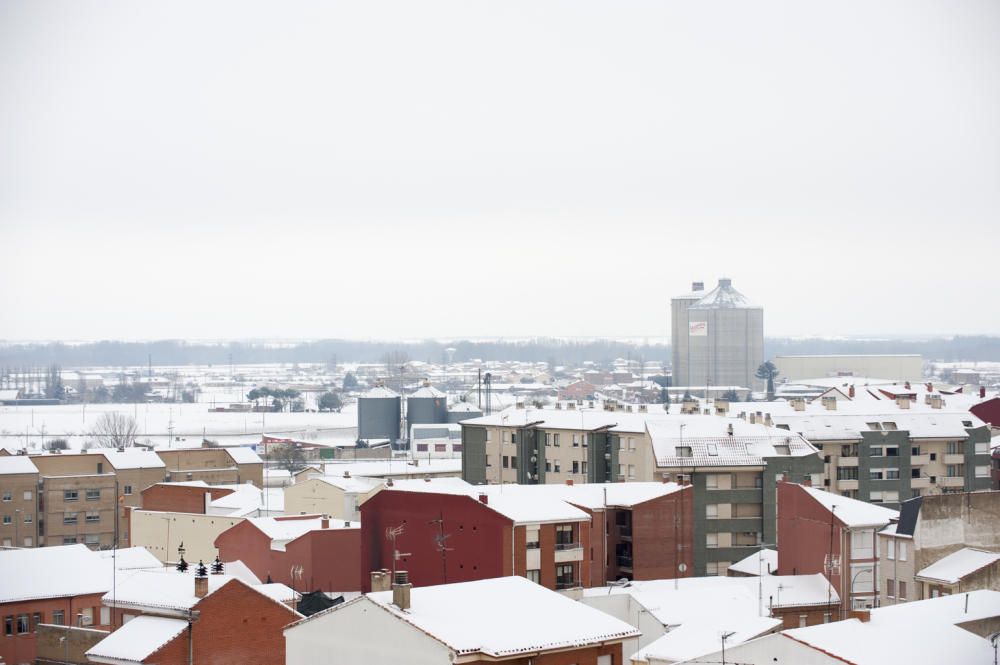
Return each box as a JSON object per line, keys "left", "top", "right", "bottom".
{"left": 0, "top": 402, "right": 358, "bottom": 452}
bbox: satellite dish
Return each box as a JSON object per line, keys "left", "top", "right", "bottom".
{"left": 678, "top": 563, "right": 688, "bottom": 572}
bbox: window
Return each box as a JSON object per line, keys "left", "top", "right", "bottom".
{"left": 63, "top": 512, "right": 78, "bottom": 525}
{"left": 882, "top": 422, "right": 897, "bottom": 431}
{"left": 850, "top": 564, "right": 874, "bottom": 594}
{"left": 31, "top": 613, "right": 41, "bottom": 631}
{"left": 553, "top": 433, "right": 560, "bottom": 447}
{"left": 706, "top": 474, "right": 719, "bottom": 489}
{"left": 946, "top": 465, "right": 964, "bottom": 478}
{"left": 572, "top": 461, "right": 580, "bottom": 474}
{"left": 706, "top": 562, "right": 719, "bottom": 575}
{"left": 86, "top": 489, "right": 101, "bottom": 501}
{"left": 886, "top": 469, "right": 900, "bottom": 480}
{"left": 63, "top": 537, "right": 77, "bottom": 544}
{"left": 64, "top": 490, "right": 79, "bottom": 502}
{"left": 100, "top": 607, "right": 111, "bottom": 625}
{"left": 96, "top": 462, "right": 103, "bottom": 474}
{"left": 866, "top": 422, "right": 882, "bottom": 431}
{"left": 23, "top": 513, "right": 32, "bottom": 524}
{"left": 911, "top": 446, "right": 921, "bottom": 456}
{"left": 1, "top": 491, "right": 11, "bottom": 502}
{"left": 886, "top": 446, "right": 899, "bottom": 457}
{"left": 976, "top": 466, "right": 990, "bottom": 478}
{"left": 627, "top": 437, "right": 636, "bottom": 451}
{"left": 502, "top": 456, "right": 509, "bottom": 469}
{"left": 554, "top": 461, "right": 561, "bottom": 473}
{"left": 887, "top": 539, "right": 895, "bottom": 560}
{"left": 572, "top": 434, "right": 579, "bottom": 447}
{"left": 898, "top": 541, "right": 907, "bottom": 562}
{"left": 4, "top": 616, "right": 11, "bottom": 636}
{"left": 85, "top": 534, "right": 100, "bottom": 545}
{"left": 453, "top": 444, "right": 462, "bottom": 452}
{"left": 526, "top": 569, "right": 541, "bottom": 584}
{"left": 870, "top": 447, "right": 883, "bottom": 457}
{"left": 911, "top": 469, "right": 920, "bottom": 478}
{"left": 526, "top": 529, "right": 540, "bottom": 549}
{"left": 416, "top": 444, "right": 428, "bottom": 452}
{"left": 798, "top": 615, "right": 808, "bottom": 628}
{"left": 870, "top": 469, "right": 884, "bottom": 481}
{"left": 1, "top": 515, "right": 10, "bottom": 525}
{"left": 627, "top": 464, "right": 635, "bottom": 479}
{"left": 555, "top": 524, "right": 575, "bottom": 548}
{"left": 485, "top": 430, "right": 493, "bottom": 442}
{"left": 706, "top": 504, "right": 719, "bottom": 519}
{"left": 52, "top": 610, "right": 65, "bottom": 626}
{"left": 706, "top": 533, "right": 719, "bottom": 549}
{"left": 975, "top": 442, "right": 989, "bottom": 455}
{"left": 823, "top": 613, "right": 832, "bottom": 623}
{"left": 581, "top": 461, "right": 587, "bottom": 475}
{"left": 22, "top": 490, "right": 32, "bottom": 501}
{"left": 16, "top": 614, "right": 28, "bottom": 634}
{"left": 837, "top": 468, "right": 859, "bottom": 481}
{"left": 707, "top": 443, "right": 718, "bottom": 456}
{"left": 886, "top": 578, "right": 895, "bottom": 598}
{"left": 86, "top": 511, "right": 100, "bottom": 523}
{"left": 510, "top": 456, "right": 517, "bottom": 469}
{"left": 774, "top": 445, "right": 790, "bottom": 455}
{"left": 947, "top": 441, "right": 964, "bottom": 455}
{"left": 851, "top": 529, "right": 874, "bottom": 558}
{"left": 546, "top": 459, "right": 553, "bottom": 472}
{"left": 1, "top": 538, "right": 9, "bottom": 547}
{"left": 675, "top": 446, "right": 692, "bottom": 458}
{"left": 899, "top": 581, "right": 907, "bottom": 600}
{"left": 22, "top": 537, "right": 32, "bottom": 547}
{"left": 555, "top": 564, "right": 575, "bottom": 589}
{"left": 434, "top": 443, "right": 447, "bottom": 452}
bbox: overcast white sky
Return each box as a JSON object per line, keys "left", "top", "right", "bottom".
{"left": 1, "top": 0, "right": 998, "bottom": 342}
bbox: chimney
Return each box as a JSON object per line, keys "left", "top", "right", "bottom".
{"left": 565, "top": 479, "right": 574, "bottom": 486}
{"left": 727, "top": 423, "right": 734, "bottom": 437}
{"left": 749, "top": 413, "right": 756, "bottom": 424}
{"left": 478, "top": 493, "right": 489, "bottom": 505}
{"left": 981, "top": 386, "right": 987, "bottom": 399}
{"left": 423, "top": 476, "right": 431, "bottom": 482}
{"left": 822, "top": 396, "right": 837, "bottom": 411}
{"left": 692, "top": 281, "right": 704, "bottom": 292}
{"left": 791, "top": 398, "right": 805, "bottom": 412}
{"left": 930, "top": 395, "right": 943, "bottom": 409}
{"left": 343, "top": 470, "right": 351, "bottom": 478}
{"left": 718, "top": 277, "right": 732, "bottom": 288}
{"left": 926, "top": 382, "right": 933, "bottom": 393}
{"left": 194, "top": 575, "right": 209, "bottom": 599}
{"left": 321, "top": 515, "right": 330, "bottom": 529}
{"left": 392, "top": 570, "right": 412, "bottom": 610}
{"left": 904, "top": 381, "right": 911, "bottom": 390}
{"left": 896, "top": 396, "right": 910, "bottom": 409}
{"left": 765, "top": 413, "right": 773, "bottom": 427}
{"left": 370, "top": 570, "right": 391, "bottom": 592}
{"left": 850, "top": 609, "right": 871, "bottom": 623}
{"left": 386, "top": 478, "right": 394, "bottom": 487}
{"left": 848, "top": 385, "right": 856, "bottom": 399}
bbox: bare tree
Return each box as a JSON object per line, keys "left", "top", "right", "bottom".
{"left": 267, "top": 443, "right": 307, "bottom": 473}
{"left": 89, "top": 412, "right": 140, "bottom": 448}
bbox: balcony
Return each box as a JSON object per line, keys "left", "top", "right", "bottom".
{"left": 940, "top": 476, "right": 965, "bottom": 488}
{"left": 554, "top": 543, "right": 584, "bottom": 563}
{"left": 617, "top": 524, "right": 632, "bottom": 539}
{"left": 911, "top": 477, "right": 931, "bottom": 489}
{"left": 837, "top": 480, "right": 859, "bottom": 491}
{"left": 944, "top": 454, "right": 965, "bottom": 465}
{"left": 911, "top": 454, "right": 930, "bottom": 466}
{"left": 838, "top": 457, "right": 859, "bottom": 467}
{"left": 555, "top": 580, "right": 579, "bottom": 590}
{"left": 616, "top": 555, "right": 633, "bottom": 569}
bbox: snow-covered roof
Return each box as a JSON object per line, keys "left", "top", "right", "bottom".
{"left": 361, "top": 386, "right": 400, "bottom": 399}
{"left": 384, "top": 479, "right": 590, "bottom": 525}
{"left": 0, "top": 455, "right": 38, "bottom": 475}
{"left": 225, "top": 446, "right": 263, "bottom": 464}
{"left": 86, "top": 616, "right": 187, "bottom": 664}
{"left": 104, "top": 570, "right": 291, "bottom": 615}
{"left": 476, "top": 481, "right": 688, "bottom": 510}
{"left": 253, "top": 582, "right": 299, "bottom": 604}
{"left": 916, "top": 548, "right": 1000, "bottom": 584}
{"left": 633, "top": 615, "right": 779, "bottom": 663}
{"left": 98, "top": 547, "right": 163, "bottom": 570}
{"left": 648, "top": 418, "right": 818, "bottom": 468}
{"left": 207, "top": 484, "right": 269, "bottom": 516}
{"left": 298, "top": 576, "right": 638, "bottom": 657}
{"left": 780, "top": 591, "right": 1000, "bottom": 665}
{"left": 409, "top": 385, "right": 446, "bottom": 399}
{"left": 246, "top": 515, "right": 357, "bottom": 551}
{"left": 728, "top": 548, "right": 778, "bottom": 576}
{"left": 0, "top": 545, "right": 160, "bottom": 603}
{"left": 797, "top": 484, "right": 899, "bottom": 527}
{"left": 103, "top": 449, "right": 166, "bottom": 470}
{"left": 688, "top": 278, "right": 758, "bottom": 310}
{"left": 321, "top": 458, "right": 461, "bottom": 478}
{"left": 310, "top": 474, "right": 381, "bottom": 493}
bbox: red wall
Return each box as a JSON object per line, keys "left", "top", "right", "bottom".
{"left": 360, "top": 490, "right": 513, "bottom": 591}
{"left": 777, "top": 483, "right": 844, "bottom": 592}
{"left": 214, "top": 520, "right": 362, "bottom": 592}
{"left": 146, "top": 579, "right": 300, "bottom": 665}
{"left": 0, "top": 593, "right": 109, "bottom": 665}
{"left": 630, "top": 487, "right": 694, "bottom": 581}
{"left": 140, "top": 484, "right": 234, "bottom": 514}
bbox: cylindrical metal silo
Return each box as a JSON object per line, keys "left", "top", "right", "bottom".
{"left": 406, "top": 382, "right": 449, "bottom": 435}
{"left": 686, "top": 278, "right": 764, "bottom": 392}
{"left": 357, "top": 384, "right": 402, "bottom": 441}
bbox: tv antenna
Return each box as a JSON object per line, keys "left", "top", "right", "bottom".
{"left": 429, "top": 513, "right": 453, "bottom": 583}
{"left": 386, "top": 524, "right": 411, "bottom": 578}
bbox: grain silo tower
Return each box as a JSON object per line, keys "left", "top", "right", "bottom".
{"left": 670, "top": 281, "right": 705, "bottom": 387}
{"left": 357, "top": 383, "right": 402, "bottom": 441}
{"left": 406, "top": 380, "right": 448, "bottom": 434}
{"left": 684, "top": 278, "right": 764, "bottom": 392}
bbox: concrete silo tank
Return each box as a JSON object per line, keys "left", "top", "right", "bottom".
{"left": 406, "top": 382, "right": 449, "bottom": 433}
{"left": 357, "top": 385, "right": 402, "bottom": 441}
{"left": 686, "top": 278, "right": 764, "bottom": 392}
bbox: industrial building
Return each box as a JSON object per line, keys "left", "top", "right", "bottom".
{"left": 773, "top": 355, "right": 924, "bottom": 382}
{"left": 671, "top": 278, "right": 764, "bottom": 393}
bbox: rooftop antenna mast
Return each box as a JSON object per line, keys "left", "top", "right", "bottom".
{"left": 386, "top": 524, "right": 411, "bottom": 580}
{"left": 429, "top": 512, "right": 453, "bottom": 583}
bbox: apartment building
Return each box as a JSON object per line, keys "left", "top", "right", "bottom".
{"left": 155, "top": 446, "right": 264, "bottom": 487}
{"left": 461, "top": 403, "right": 825, "bottom": 577}
{"left": 765, "top": 393, "right": 993, "bottom": 506}
{"left": 360, "top": 480, "right": 593, "bottom": 592}
{"left": 31, "top": 452, "right": 123, "bottom": 549}
{"left": 0, "top": 456, "right": 39, "bottom": 548}
{"left": 878, "top": 490, "right": 1000, "bottom": 606}
{"left": 776, "top": 482, "right": 898, "bottom": 615}
{"left": 283, "top": 474, "right": 380, "bottom": 522}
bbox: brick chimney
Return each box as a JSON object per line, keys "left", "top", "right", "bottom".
{"left": 565, "top": 479, "right": 574, "bottom": 486}
{"left": 848, "top": 385, "right": 856, "bottom": 399}
{"left": 850, "top": 609, "right": 871, "bottom": 623}
{"left": 195, "top": 575, "right": 209, "bottom": 599}
{"left": 478, "top": 493, "right": 489, "bottom": 504}
{"left": 321, "top": 514, "right": 330, "bottom": 529}
{"left": 392, "top": 570, "right": 412, "bottom": 610}
{"left": 981, "top": 386, "right": 987, "bottom": 399}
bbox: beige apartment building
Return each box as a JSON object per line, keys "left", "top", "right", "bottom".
{"left": 156, "top": 447, "right": 264, "bottom": 487}
{"left": 283, "top": 475, "right": 380, "bottom": 521}
{"left": 31, "top": 451, "right": 122, "bottom": 549}
{"left": 0, "top": 456, "right": 40, "bottom": 547}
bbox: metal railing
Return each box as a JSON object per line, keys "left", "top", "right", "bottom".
{"left": 555, "top": 542, "right": 581, "bottom": 551}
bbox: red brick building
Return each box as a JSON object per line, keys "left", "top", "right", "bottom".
{"left": 87, "top": 569, "right": 301, "bottom": 665}
{"left": 215, "top": 515, "right": 362, "bottom": 592}
{"left": 0, "top": 545, "right": 161, "bottom": 665}
{"left": 777, "top": 482, "right": 898, "bottom": 616}
{"left": 140, "top": 481, "right": 236, "bottom": 513}
{"left": 360, "top": 480, "right": 592, "bottom": 592}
